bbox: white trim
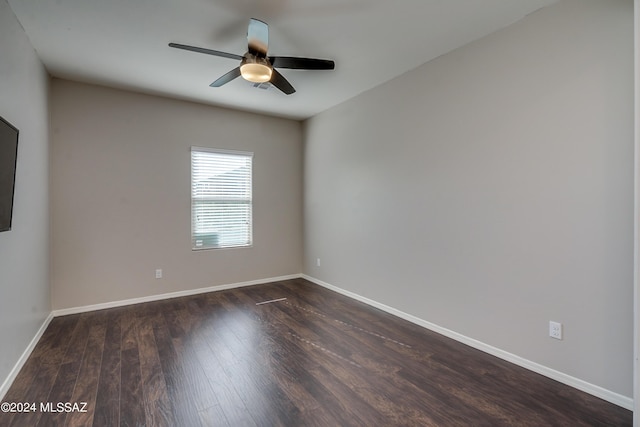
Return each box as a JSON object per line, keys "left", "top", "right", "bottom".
{"left": 52, "top": 274, "right": 301, "bottom": 317}
{"left": 302, "top": 274, "right": 634, "bottom": 411}
{"left": 0, "top": 312, "right": 54, "bottom": 401}
{"left": 190, "top": 146, "right": 254, "bottom": 158}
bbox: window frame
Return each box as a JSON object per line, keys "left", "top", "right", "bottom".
{"left": 190, "top": 146, "right": 254, "bottom": 250}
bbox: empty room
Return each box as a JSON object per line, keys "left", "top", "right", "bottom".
{"left": 0, "top": 0, "right": 638, "bottom": 425}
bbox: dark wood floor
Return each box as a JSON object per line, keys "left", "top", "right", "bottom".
{"left": 0, "top": 278, "right": 632, "bottom": 426}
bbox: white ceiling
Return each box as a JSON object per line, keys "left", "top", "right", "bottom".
{"left": 8, "top": 0, "right": 558, "bottom": 120}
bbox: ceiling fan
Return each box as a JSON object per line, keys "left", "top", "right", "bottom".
{"left": 169, "top": 19, "right": 335, "bottom": 95}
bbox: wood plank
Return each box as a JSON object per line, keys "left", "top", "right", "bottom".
{"left": 169, "top": 324, "right": 219, "bottom": 413}
{"left": 120, "top": 306, "right": 140, "bottom": 351}
{"left": 202, "top": 291, "right": 303, "bottom": 425}
{"left": 119, "top": 307, "right": 146, "bottom": 427}
{"left": 63, "top": 314, "right": 108, "bottom": 427}
{"left": 136, "top": 309, "right": 175, "bottom": 427}
{"left": 119, "top": 348, "right": 146, "bottom": 427}
{"left": 36, "top": 314, "right": 92, "bottom": 427}
{"left": 152, "top": 312, "right": 203, "bottom": 427}
{"left": 192, "top": 328, "right": 256, "bottom": 427}
{"left": 91, "top": 310, "right": 122, "bottom": 427}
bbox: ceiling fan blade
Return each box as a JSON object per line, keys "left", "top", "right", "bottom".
{"left": 210, "top": 67, "right": 242, "bottom": 87}
{"left": 247, "top": 18, "right": 269, "bottom": 56}
{"left": 169, "top": 43, "right": 243, "bottom": 61}
{"left": 270, "top": 56, "right": 335, "bottom": 70}
{"left": 269, "top": 69, "right": 296, "bottom": 95}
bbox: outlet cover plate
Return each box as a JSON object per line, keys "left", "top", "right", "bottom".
{"left": 549, "top": 321, "right": 562, "bottom": 340}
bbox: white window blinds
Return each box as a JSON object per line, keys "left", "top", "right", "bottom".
{"left": 191, "top": 147, "right": 253, "bottom": 249}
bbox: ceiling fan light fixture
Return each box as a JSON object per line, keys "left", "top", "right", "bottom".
{"left": 240, "top": 55, "right": 272, "bottom": 83}
{"left": 169, "top": 18, "right": 334, "bottom": 95}
{"left": 240, "top": 63, "right": 272, "bottom": 83}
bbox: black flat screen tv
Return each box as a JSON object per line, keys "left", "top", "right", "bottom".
{"left": 0, "top": 116, "right": 18, "bottom": 232}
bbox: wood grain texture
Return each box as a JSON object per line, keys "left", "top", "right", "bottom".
{"left": 0, "top": 278, "right": 632, "bottom": 426}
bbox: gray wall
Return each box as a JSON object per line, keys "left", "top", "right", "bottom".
{"left": 50, "top": 80, "right": 303, "bottom": 309}
{"left": 0, "top": 0, "right": 51, "bottom": 390}
{"left": 303, "top": 0, "right": 634, "bottom": 397}
{"left": 634, "top": 0, "right": 640, "bottom": 418}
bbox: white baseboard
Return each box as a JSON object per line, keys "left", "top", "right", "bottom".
{"left": 52, "top": 274, "right": 302, "bottom": 317}
{"left": 301, "top": 274, "right": 634, "bottom": 411}
{"left": 0, "top": 312, "right": 54, "bottom": 401}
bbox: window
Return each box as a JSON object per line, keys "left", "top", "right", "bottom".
{"left": 191, "top": 147, "right": 253, "bottom": 249}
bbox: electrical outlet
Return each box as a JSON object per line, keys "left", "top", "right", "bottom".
{"left": 155, "top": 269, "right": 162, "bottom": 279}
{"left": 549, "top": 321, "right": 562, "bottom": 340}
{"left": 316, "top": 258, "right": 321, "bottom": 267}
